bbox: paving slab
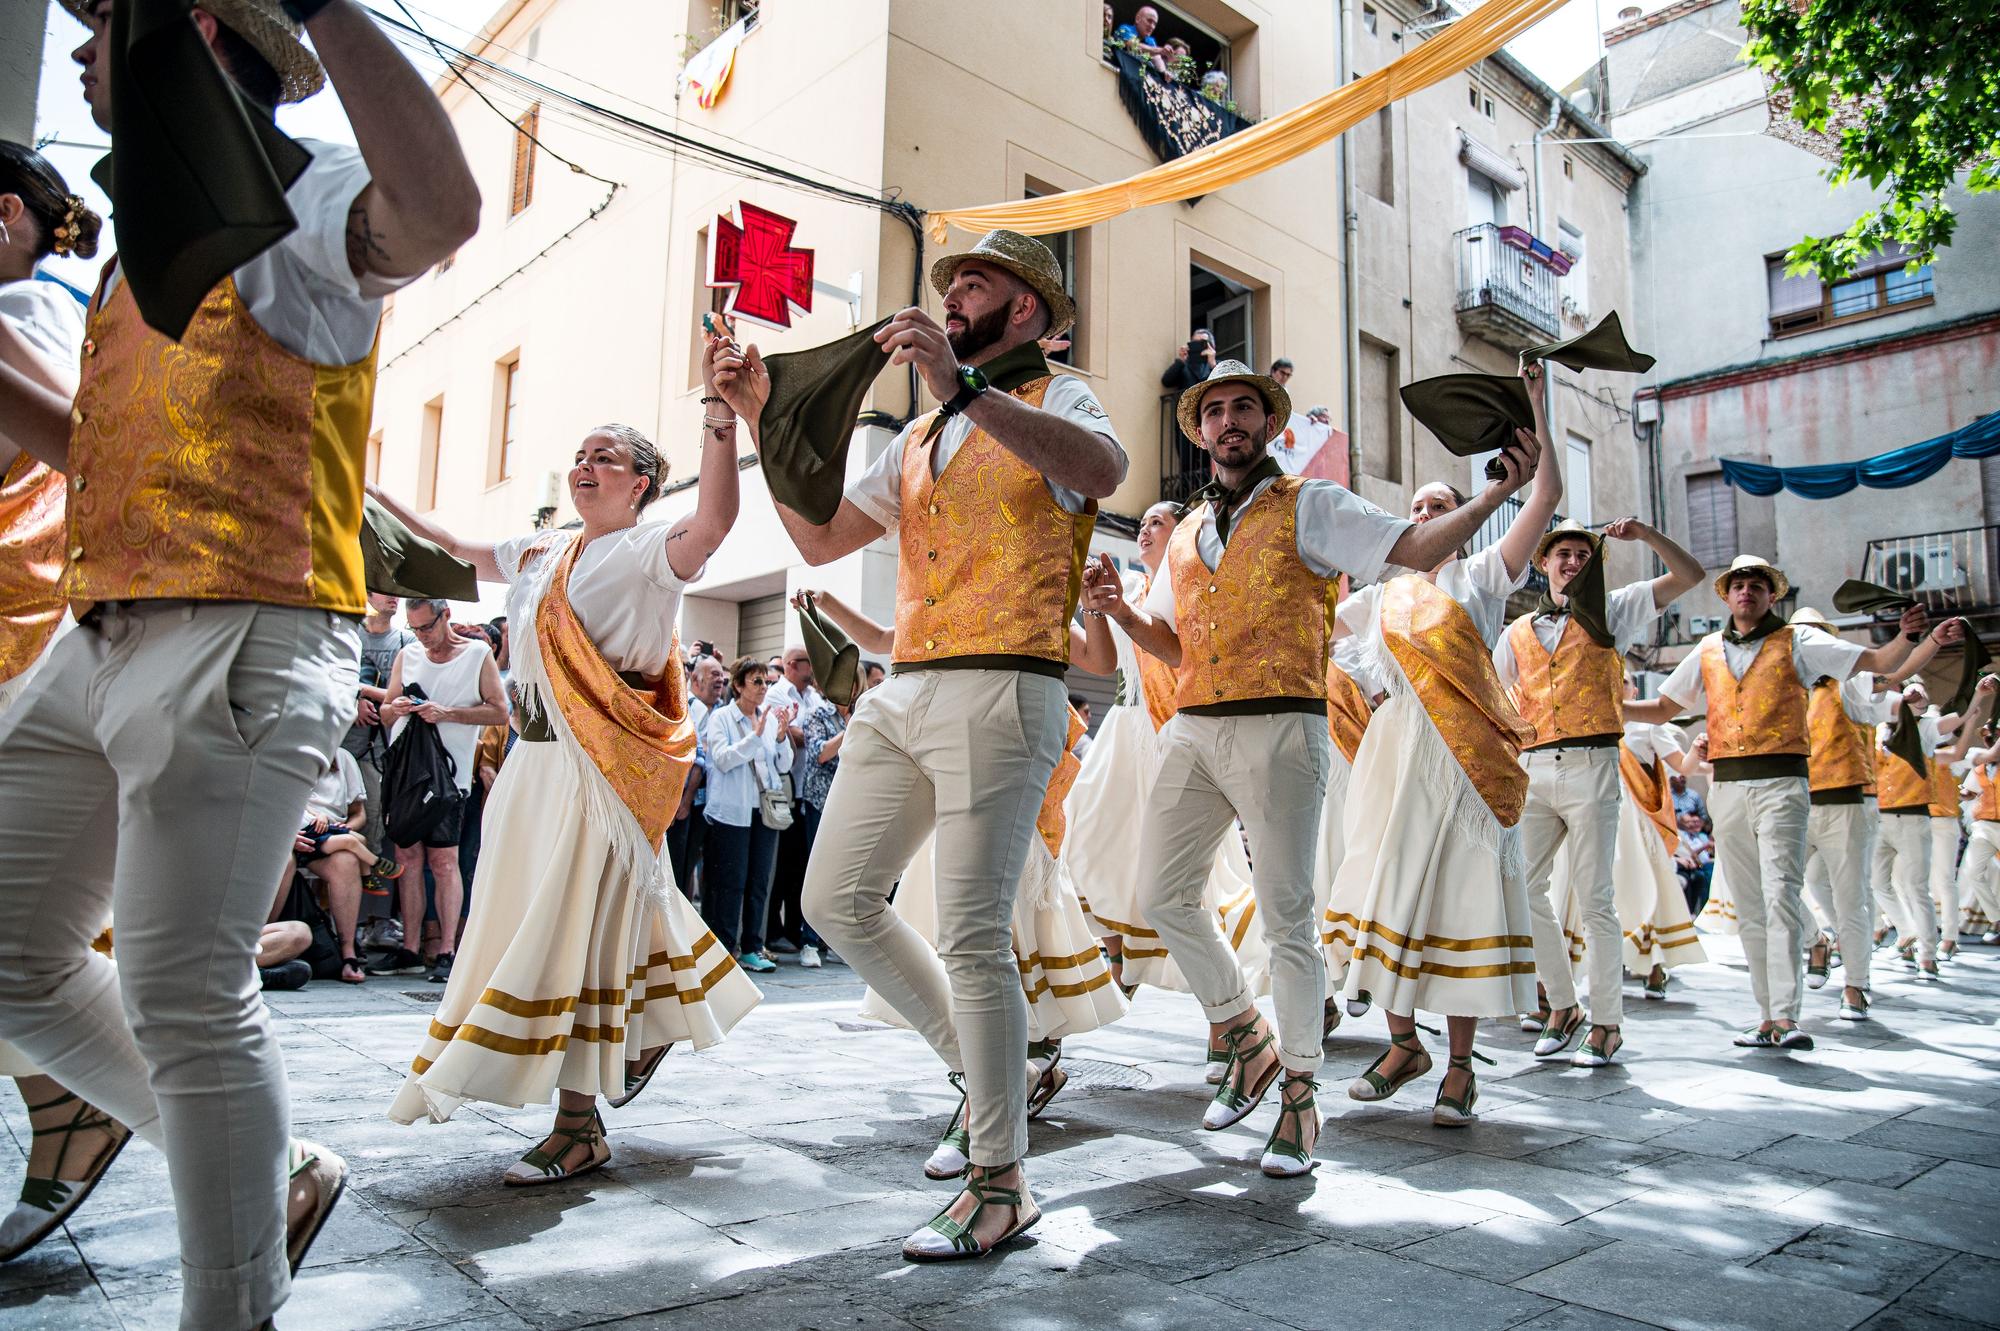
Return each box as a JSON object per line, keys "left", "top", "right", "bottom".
{"left": 1749, "top": 1225, "right": 1956, "bottom": 1300}
{"left": 1569, "top": 1186, "right": 1816, "bottom": 1260}
{"left": 1517, "top": 1238, "right": 1887, "bottom": 1331}
{"left": 1896, "top": 1158, "right": 2000, "bottom": 1206}
{"left": 1773, "top": 1179, "right": 2000, "bottom": 1260}
{"left": 1889, "top": 1253, "right": 2000, "bottom": 1326}
{"left": 1382, "top": 1152, "right": 1647, "bottom": 1223}
{"left": 1393, "top": 1214, "right": 1614, "bottom": 1283}
{"left": 1194, "top": 1240, "right": 1559, "bottom": 1331}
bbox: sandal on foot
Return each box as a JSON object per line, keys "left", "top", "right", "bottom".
{"left": 1432, "top": 1053, "right": 1489, "bottom": 1128}
{"left": 1774, "top": 1024, "right": 1815, "bottom": 1051}
{"left": 1534, "top": 1009, "right": 1587, "bottom": 1058}
{"left": 1203, "top": 1015, "right": 1281, "bottom": 1130}
{"left": 1571, "top": 1025, "right": 1623, "bottom": 1068}
{"left": 1026, "top": 1042, "right": 1067, "bottom": 1120}
{"left": 503, "top": 1109, "right": 609, "bottom": 1187}
{"left": 1321, "top": 999, "right": 1342, "bottom": 1042}
{"left": 1346, "top": 989, "right": 1374, "bottom": 1020}
{"left": 1806, "top": 936, "right": 1831, "bottom": 990}
{"left": 924, "top": 1073, "right": 971, "bottom": 1180}
{"left": 1260, "top": 1076, "right": 1320, "bottom": 1178}
{"left": 1103, "top": 945, "right": 1137, "bottom": 1000}
{"left": 1203, "top": 1045, "right": 1230, "bottom": 1086}
{"left": 339, "top": 955, "right": 366, "bottom": 985}
{"left": 0, "top": 1092, "right": 132, "bottom": 1263}
{"left": 285, "top": 1140, "right": 348, "bottom": 1273}
{"left": 1838, "top": 993, "right": 1870, "bottom": 1021}
{"left": 606, "top": 1044, "right": 673, "bottom": 1109}
{"left": 1520, "top": 993, "right": 1552, "bottom": 1034}
{"left": 1347, "top": 1029, "right": 1433, "bottom": 1103}
{"left": 1643, "top": 969, "right": 1669, "bottom": 1000}
{"left": 902, "top": 1171, "right": 1041, "bottom": 1262}
{"left": 1733, "top": 1025, "right": 1778, "bottom": 1049}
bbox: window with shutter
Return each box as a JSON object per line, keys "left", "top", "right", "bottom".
{"left": 1685, "top": 472, "right": 1737, "bottom": 571}
{"left": 1766, "top": 246, "right": 1933, "bottom": 337}
{"left": 510, "top": 104, "right": 539, "bottom": 217}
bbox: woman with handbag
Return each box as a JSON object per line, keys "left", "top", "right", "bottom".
{"left": 701, "top": 656, "right": 797, "bottom": 974}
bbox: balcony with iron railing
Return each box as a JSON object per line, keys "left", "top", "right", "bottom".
{"left": 1861, "top": 525, "right": 2000, "bottom": 636}
{"left": 1465, "top": 494, "right": 1564, "bottom": 602}
{"left": 1454, "top": 223, "right": 1562, "bottom": 352}
{"left": 1159, "top": 391, "right": 1208, "bottom": 503}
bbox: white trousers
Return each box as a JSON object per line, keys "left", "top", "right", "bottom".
{"left": 1876, "top": 812, "right": 1939, "bottom": 962}
{"left": 0, "top": 602, "right": 357, "bottom": 1331}
{"left": 1802, "top": 801, "right": 1875, "bottom": 992}
{"left": 1709, "top": 777, "right": 1810, "bottom": 1023}
{"left": 1138, "top": 711, "right": 1330, "bottom": 1075}
{"left": 1956, "top": 820, "right": 2000, "bottom": 927}
{"left": 802, "top": 668, "right": 1064, "bottom": 1168}
{"left": 1521, "top": 747, "right": 1624, "bottom": 1027}
{"left": 1930, "top": 817, "right": 1962, "bottom": 943}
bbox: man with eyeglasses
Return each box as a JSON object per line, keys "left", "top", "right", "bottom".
{"left": 369, "top": 599, "right": 508, "bottom": 982}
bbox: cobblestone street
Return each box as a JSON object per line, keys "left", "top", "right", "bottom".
{"left": 3, "top": 936, "right": 1996, "bottom": 1331}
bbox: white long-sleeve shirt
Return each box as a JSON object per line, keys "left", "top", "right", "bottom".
{"left": 701, "top": 702, "right": 793, "bottom": 828}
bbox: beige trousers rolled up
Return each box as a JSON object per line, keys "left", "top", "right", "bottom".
{"left": 802, "top": 667, "right": 1064, "bottom": 1169}
{"left": 1803, "top": 800, "right": 1876, "bottom": 993}
{"left": 1520, "top": 747, "right": 1624, "bottom": 1028}
{"left": 1877, "top": 810, "right": 1938, "bottom": 962}
{"left": 1136, "top": 711, "right": 1330, "bottom": 1075}
{"left": 1930, "top": 816, "right": 1962, "bottom": 945}
{"left": 1956, "top": 820, "right": 2000, "bottom": 927}
{"left": 1709, "top": 776, "right": 1811, "bottom": 1024}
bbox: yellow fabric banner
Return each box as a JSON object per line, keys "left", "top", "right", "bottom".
{"left": 926, "top": 0, "right": 1567, "bottom": 242}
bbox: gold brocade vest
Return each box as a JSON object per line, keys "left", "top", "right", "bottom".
{"left": 1975, "top": 766, "right": 2000, "bottom": 823}
{"left": 1620, "top": 743, "right": 1679, "bottom": 856}
{"left": 0, "top": 455, "right": 67, "bottom": 685}
{"left": 65, "top": 271, "right": 376, "bottom": 616}
{"left": 1505, "top": 613, "right": 1625, "bottom": 748}
{"left": 1380, "top": 575, "right": 1536, "bottom": 827}
{"left": 1930, "top": 759, "right": 1963, "bottom": 818}
{"left": 893, "top": 379, "right": 1093, "bottom": 674}
{"left": 1806, "top": 677, "right": 1873, "bottom": 792}
{"left": 1857, "top": 721, "right": 1879, "bottom": 795}
{"left": 1701, "top": 629, "right": 1809, "bottom": 760}
{"left": 1135, "top": 574, "right": 1180, "bottom": 732}
{"left": 1326, "top": 659, "right": 1372, "bottom": 764}
{"left": 1168, "top": 476, "right": 1330, "bottom": 710}
{"left": 1876, "top": 742, "right": 1931, "bottom": 814}
{"left": 1036, "top": 707, "right": 1089, "bottom": 857}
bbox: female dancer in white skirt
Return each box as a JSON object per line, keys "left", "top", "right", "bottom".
{"left": 1311, "top": 643, "right": 1383, "bottom": 1035}
{"left": 374, "top": 332, "right": 760, "bottom": 1183}
{"left": 1324, "top": 364, "right": 1560, "bottom": 1127}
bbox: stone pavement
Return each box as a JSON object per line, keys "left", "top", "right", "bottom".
{"left": 3, "top": 934, "right": 1998, "bottom": 1331}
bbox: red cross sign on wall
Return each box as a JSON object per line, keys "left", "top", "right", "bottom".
{"left": 705, "top": 202, "right": 815, "bottom": 331}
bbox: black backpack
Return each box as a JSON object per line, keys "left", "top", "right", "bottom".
{"left": 383, "top": 715, "right": 464, "bottom": 846}
{"left": 277, "top": 874, "right": 343, "bottom": 980}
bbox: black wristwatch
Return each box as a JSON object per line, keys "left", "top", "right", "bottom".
{"left": 938, "top": 364, "right": 989, "bottom": 419}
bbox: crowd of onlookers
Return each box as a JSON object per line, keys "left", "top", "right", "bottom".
{"left": 1104, "top": 4, "right": 1236, "bottom": 110}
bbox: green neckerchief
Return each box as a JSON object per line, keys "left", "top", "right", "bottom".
{"left": 1182, "top": 455, "right": 1284, "bottom": 545}
{"left": 1535, "top": 540, "right": 1612, "bottom": 648}
{"left": 1947, "top": 629, "right": 1993, "bottom": 720}
{"left": 795, "top": 593, "right": 860, "bottom": 708}
{"left": 758, "top": 317, "right": 893, "bottom": 525}
{"left": 1885, "top": 698, "right": 1929, "bottom": 779}
{"left": 96, "top": 0, "right": 308, "bottom": 340}
{"left": 1831, "top": 578, "right": 1916, "bottom": 617}
{"left": 359, "top": 497, "right": 479, "bottom": 601}
{"left": 1722, "top": 611, "right": 1787, "bottom": 646}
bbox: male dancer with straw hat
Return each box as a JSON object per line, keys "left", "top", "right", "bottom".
{"left": 0, "top": 3, "right": 477, "bottom": 1326}
{"left": 711, "top": 230, "right": 1125, "bottom": 1261}
{"left": 1630, "top": 556, "right": 1932, "bottom": 1049}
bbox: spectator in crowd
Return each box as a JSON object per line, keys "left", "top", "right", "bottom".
{"left": 1675, "top": 811, "right": 1715, "bottom": 916}
{"left": 1161, "top": 327, "right": 1217, "bottom": 393}
{"left": 255, "top": 922, "right": 314, "bottom": 993}
{"left": 1163, "top": 36, "right": 1193, "bottom": 70}
{"left": 369, "top": 599, "right": 509, "bottom": 983}
{"left": 1268, "top": 357, "right": 1293, "bottom": 387}
{"left": 453, "top": 623, "right": 506, "bottom": 897}
{"left": 288, "top": 746, "right": 398, "bottom": 984}
{"left": 1069, "top": 695, "right": 1095, "bottom": 763}
{"left": 1669, "top": 772, "right": 1707, "bottom": 823}
{"left": 797, "top": 693, "right": 853, "bottom": 969}
{"left": 671, "top": 655, "right": 729, "bottom": 898}
{"left": 767, "top": 642, "right": 825, "bottom": 957}
{"left": 345, "top": 594, "right": 413, "bottom": 863}
{"left": 1201, "top": 69, "right": 1232, "bottom": 104}
{"left": 701, "top": 657, "right": 796, "bottom": 974}
{"left": 862, "top": 660, "right": 887, "bottom": 692}
{"left": 1112, "top": 4, "right": 1168, "bottom": 71}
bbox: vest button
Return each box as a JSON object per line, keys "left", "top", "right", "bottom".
{"left": 1209, "top": 655, "right": 1219, "bottom": 665}
{"left": 1209, "top": 584, "right": 1218, "bottom": 594}
{"left": 69, "top": 407, "right": 83, "bottom": 426}
{"left": 82, "top": 338, "right": 96, "bottom": 357}
{"left": 927, "top": 550, "right": 937, "bottom": 561}
{"left": 924, "top": 596, "right": 935, "bottom": 606}
{"left": 68, "top": 544, "right": 84, "bottom": 561}
{"left": 924, "top": 639, "right": 936, "bottom": 651}
{"left": 929, "top": 504, "right": 939, "bottom": 515}
{"left": 72, "top": 474, "right": 85, "bottom": 492}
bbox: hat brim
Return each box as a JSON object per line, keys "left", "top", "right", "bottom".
{"left": 1177, "top": 372, "right": 1293, "bottom": 446}
{"left": 1534, "top": 527, "right": 1601, "bottom": 566}
{"left": 929, "top": 251, "right": 1076, "bottom": 339}
{"left": 62, "top": 0, "right": 325, "bottom": 103}
{"left": 1713, "top": 562, "right": 1790, "bottom": 602}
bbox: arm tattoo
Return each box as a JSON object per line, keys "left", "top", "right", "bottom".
{"left": 345, "top": 204, "right": 391, "bottom": 273}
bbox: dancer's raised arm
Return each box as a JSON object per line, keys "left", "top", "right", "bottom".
{"left": 366, "top": 482, "right": 502, "bottom": 582}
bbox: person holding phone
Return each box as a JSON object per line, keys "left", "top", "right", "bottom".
{"left": 1160, "top": 327, "right": 1218, "bottom": 392}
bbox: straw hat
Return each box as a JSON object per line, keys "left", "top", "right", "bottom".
{"left": 1788, "top": 606, "right": 1830, "bottom": 629}
{"left": 61, "top": 0, "right": 326, "bottom": 104}
{"left": 1712, "top": 554, "right": 1790, "bottom": 602}
{"left": 1177, "top": 360, "right": 1292, "bottom": 446}
{"left": 930, "top": 230, "right": 1076, "bottom": 338}
{"left": 1534, "top": 517, "right": 1601, "bottom": 566}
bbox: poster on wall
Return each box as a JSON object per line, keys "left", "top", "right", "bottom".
{"left": 706, "top": 202, "right": 815, "bottom": 331}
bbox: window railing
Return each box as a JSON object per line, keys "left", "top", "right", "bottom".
{"left": 1159, "top": 391, "right": 1208, "bottom": 502}
{"left": 1862, "top": 525, "right": 2000, "bottom": 620}
{"left": 1454, "top": 223, "right": 1561, "bottom": 349}
{"left": 1464, "top": 495, "right": 1565, "bottom": 595}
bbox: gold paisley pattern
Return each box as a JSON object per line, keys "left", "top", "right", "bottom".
{"left": 1701, "top": 629, "right": 1808, "bottom": 760}
{"left": 1806, "top": 678, "right": 1873, "bottom": 792}
{"left": 1035, "top": 707, "right": 1089, "bottom": 857}
{"left": 1876, "top": 740, "right": 1930, "bottom": 813}
{"left": 1929, "top": 756, "right": 1962, "bottom": 818}
{"left": 0, "top": 455, "right": 66, "bottom": 683}
{"left": 65, "top": 276, "right": 375, "bottom": 615}
{"left": 1506, "top": 614, "right": 1623, "bottom": 746}
{"left": 1380, "top": 576, "right": 1536, "bottom": 826}
{"left": 895, "top": 378, "right": 1093, "bottom": 666}
{"left": 1168, "top": 476, "right": 1331, "bottom": 708}
{"left": 1976, "top": 767, "right": 2000, "bottom": 823}
{"left": 1620, "top": 744, "right": 1680, "bottom": 857}
{"left": 1326, "top": 659, "right": 1372, "bottom": 763}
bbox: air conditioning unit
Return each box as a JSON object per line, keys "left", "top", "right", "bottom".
{"left": 1686, "top": 615, "right": 1716, "bottom": 636}
{"left": 1881, "top": 538, "right": 1964, "bottom": 593}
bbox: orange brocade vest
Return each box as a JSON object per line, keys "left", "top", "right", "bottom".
{"left": 1505, "top": 613, "right": 1625, "bottom": 748}
{"left": 0, "top": 456, "right": 67, "bottom": 685}
{"left": 1700, "top": 629, "right": 1809, "bottom": 766}
{"left": 892, "top": 379, "right": 1093, "bottom": 678}
{"left": 1930, "top": 758, "right": 1963, "bottom": 819}
{"left": 1876, "top": 743, "right": 1930, "bottom": 813}
{"left": 65, "top": 272, "right": 376, "bottom": 616}
{"left": 1976, "top": 766, "right": 2000, "bottom": 823}
{"left": 1035, "top": 707, "right": 1090, "bottom": 857}
{"left": 1805, "top": 678, "right": 1872, "bottom": 793}
{"left": 1326, "top": 659, "right": 1371, "bottom": 764}
{"left": 1135, "top": 576, "right": 1180, "bottom": 732}
{"left": 1620, "top": 743, "right": 1680, "bottom": 856}
{"left": 1168, "top": 476, "right": 1330, "bottom": 712}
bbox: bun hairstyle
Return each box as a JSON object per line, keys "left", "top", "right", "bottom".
{"left": 589, "top": 423, "right": 667, "bottom": 510}
{"left": 0, "top": 142, "right": 102, "bottom": 260}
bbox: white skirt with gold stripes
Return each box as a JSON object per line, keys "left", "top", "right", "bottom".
{"left": 860, "top": 830, "right": 1128, "bottom": 1042}
{"left": 389, "top": 740, "right": 761, "bottom": 1124}
{"left": 1545, "top": 792, "right": 1708, "bottom": 974}
{"left": 1699, "top": 858, "right": 1739, "bottom": 936}
{"left": 1063, "top": 701, "right": 1265, "bottom": 992}
{"left": 1321, "top": 690, "right": 1538, "bottom": 1019}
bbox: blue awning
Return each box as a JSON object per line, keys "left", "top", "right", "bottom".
{"left": 1720, "top": 411, "right": 2000, "bottom": 499}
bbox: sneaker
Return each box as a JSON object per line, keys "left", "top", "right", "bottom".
{"left": 365, "top": 948, "right": 425, "bottom": 977}
{"left": 738, "top": 952, "right": 778, "bottom": 975}
{"left": 821, "top": 949, "right": 846, "bottom": 967}
{"left": 799, "top": 944, "right": 822, "bottom": 969}
{"left": 259, "top": 959, "right": 312, "bottom": 992}
{"left": 768, "top": 938, "right": 801, "bottom": 955}
{"left": 426, "top": 952, "right": 455, "bottom": 984}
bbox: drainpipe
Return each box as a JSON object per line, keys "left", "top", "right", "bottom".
{"left": 1530, "top": 95, "right": 1561, "bottom": 235}
{"left": 1339, "top": 0, "right": 1361, "bottom": 485}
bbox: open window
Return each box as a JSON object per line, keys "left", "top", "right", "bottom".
{"left": 1105, "top": 2, "right": 1252, "bottom": 116}
{"left": 1025, "top": 182, "right": 1090, "bottom": 369}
